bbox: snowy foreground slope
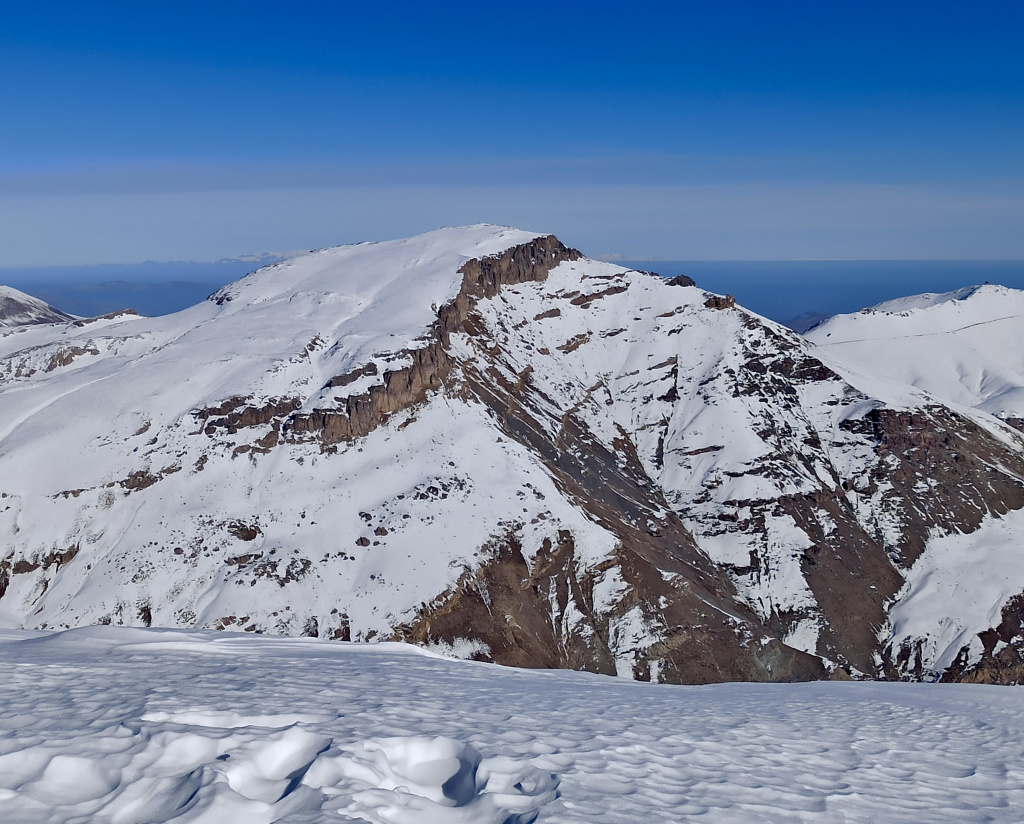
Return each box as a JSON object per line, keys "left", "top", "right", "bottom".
{"left": 3, "top": 226, "right": 1024, "bottom": 684}
{"left": 2, "top": 626, "right": 1023, "bottom": 824}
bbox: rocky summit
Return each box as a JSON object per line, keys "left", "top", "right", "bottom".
{"left": 2, "top": 226, "right": 1024, "bottom": 685}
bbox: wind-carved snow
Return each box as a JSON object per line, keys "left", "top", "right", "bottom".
{"left": 2, "top": 627, "right": 1023, "bottom": 823}
{"left": 807, "top": 284, "right": 1024, "bottom": 418}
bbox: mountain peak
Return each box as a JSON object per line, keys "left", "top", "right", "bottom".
{"left": 865, "top": 283, "right": 1016, "bottom": 315}
{"left": 3, "top": 230, "right": 1024, "bottom": 686}
{"left": 0, "top": 286, "right": 73, "bottom": 328}
{"left": 807, "top": 283, "right": 1024, "bottom": 419}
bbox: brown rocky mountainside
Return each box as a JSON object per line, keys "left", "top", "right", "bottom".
{"left": 1, "top": 226, "right": 1023, "bottom": 684}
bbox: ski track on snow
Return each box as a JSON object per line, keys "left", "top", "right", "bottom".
{"left": 813, "top": 313, "right": 1024, "bottom": 345}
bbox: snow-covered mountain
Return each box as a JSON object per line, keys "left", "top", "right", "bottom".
{"left": 0, "top": 285, "right": 73, "bottom": 327}
{"left": 2, "top": 227, "right": 1024, "bottom": 684}
{"left": 806, "top": 284, "right": 1024, "bottom": 424}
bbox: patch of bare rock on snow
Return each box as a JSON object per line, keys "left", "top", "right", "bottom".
{"left": 1, "top": 628, "right": 1023, "bottom": 823}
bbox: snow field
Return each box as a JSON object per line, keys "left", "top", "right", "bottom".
{"left": 807, "top": 284, "right": 1024, "bottom": 417}
{"left": 2, "top": 627, "right": 1023, "bottom": 823}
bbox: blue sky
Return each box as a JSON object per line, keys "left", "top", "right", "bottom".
{"left": 1, "top": 1, "right": 1021, "bottom": 264}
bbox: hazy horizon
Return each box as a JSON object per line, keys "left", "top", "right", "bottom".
{"left": 8, "top": 256, "right": 1024, "bottom": 328}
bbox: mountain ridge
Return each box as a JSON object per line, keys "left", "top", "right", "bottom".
{"left": 0, "top": 285, "right": 74, "bottom": 328}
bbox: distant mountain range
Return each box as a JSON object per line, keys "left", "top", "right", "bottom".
{"left": 1, "top": 227, "right": 1022, "bottom": 685}
{"left": 0, "top": 253, "right": 296, "bottom": 318}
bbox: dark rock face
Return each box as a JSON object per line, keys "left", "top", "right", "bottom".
{"left": 199, "top": 397, "right": 301, "bottom": 435}
{"left": 394, "top": 528, "right": 826, "bottom": 684}
{"left": 1003, "top": 417, "right": 1024, "bottom": 434}
{"left": 704, "top": 294, "right": 736, "bottom": 310}
{"left": 843, "top": 407, "right": 1024, "bottom": 567}
{"left": 0, "top": 545, "right": 79, "bottom": 601}
{"left": 777, "top": 490, "right": 904, "bottom": 674}
{"left": 666, "top": 274, "right": 696, "bottom": 287}
{"left": 45, "top": 344, "right": 100, "bottom": 372}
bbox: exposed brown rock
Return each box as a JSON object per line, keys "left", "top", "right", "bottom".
{"left": 45, "top": 343, "right": 100, "bottom": 372}
{"left": 394, "top": 527, "right": 826, "bottom": 684}
{"left": 667, "top": 274, "right": 696, "bottom": 287}
{"left": 844, "top": 406, "right": 1024, "bottom": 567}
{"left": 119, "top": 465, "right": 180, "bottom": 492}
{"left": 570, "top": 284, "right": 629, "bottom": 306}
{"left": 227, "top": 520, "right": 262, "bottom": 542}
{"left": 0, "top": 545, "right": 79, "bottom": 601}
{"left": 1003, "top": 417, "right": 1024, "bottom": 434}
{"left": 704, "top": 294, "right": 736, "bottom": 310}
{"left": 779, "top": 490, "right": 903, "bottom": 672}
{"left": 324, "top": 362, "right": 378, "bottom": 389}
{"left": 939, "top": 594, "right": 1024, "bottom": 685}
{"left": 556, "top": 333, "right": 591, "bottom": 353}
{"left": 199, "top": 397, "right": 301, "bottom": 435}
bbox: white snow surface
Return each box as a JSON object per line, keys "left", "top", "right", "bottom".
{"left": 1, "top": 627, "right": 1022, "bottom": 824}
{"left": 806, "top": 284, "right": 1024, "bottom": 417}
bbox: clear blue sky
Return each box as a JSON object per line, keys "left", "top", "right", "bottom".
{"left": 1, "top": 0, "right": 1021, "bottom": 264}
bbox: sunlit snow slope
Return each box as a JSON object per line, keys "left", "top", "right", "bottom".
{"left": 3, "top": 227, "right": 1024, "bottom": 685}
{"left": 806, "top": 285, "right": 1024, "bottom": 420}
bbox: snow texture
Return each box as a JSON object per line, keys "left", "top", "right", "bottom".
{"left": 1, "top": 627, "right": 1022, "bottom": 823}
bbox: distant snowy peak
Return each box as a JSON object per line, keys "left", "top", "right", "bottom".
{"left": 807, "top": 283, "right": 1024, "bottom": 419}
{"left": 828, "top": 283, "right": 1023, "bottom": 331}
{"left": 867, "top": 284, "right": 996, "bottom": 314}
{"left": 0, "top": 286, "right": 73, "bottom": 328}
